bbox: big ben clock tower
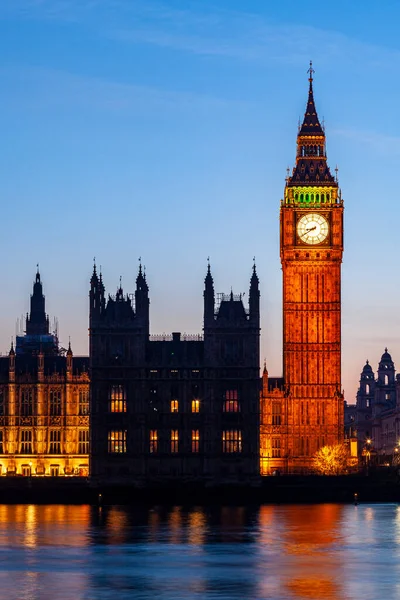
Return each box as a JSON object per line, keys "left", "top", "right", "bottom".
{"left": 260, "top": 64, "right": 344, "bottom": 473}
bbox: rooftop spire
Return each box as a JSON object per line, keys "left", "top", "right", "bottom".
{"left": 205, "top": 258, "right": 213, "bottom": 286}
{"left": 91, "top": 258, "right": 98, "bottom": 284}
{"left": 26, "top": 267, "right": 49, "bottom": 336}
{"left": 251, "top": 257, "right": 258, "bottom": 280}
{"left": 287, "top": 63, "right": 336, "bottom": 187}
{"left": 298, "top": 61, "right": 324, "bottom": 136}
{"left": 250, "top": 259, "right": 259, "bottom": 289}
{"left": 136, "top": 259, "right": 149, "bottom": 292}
{"left": 308, "top": 60, "right": 314, "bottom": 83}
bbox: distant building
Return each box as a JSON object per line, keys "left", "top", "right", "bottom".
{"left": 0, "top": 270, "right": 89, "bottom": 476}
{"left": 346, "top": 348, "right": 400, "bottom": 459}
{"left": 89, "top": 262, "right": 260, "bottom": 485}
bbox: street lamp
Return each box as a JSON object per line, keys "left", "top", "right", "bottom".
{"left": 364, "top": 438, "right": 372, "bottom": 473}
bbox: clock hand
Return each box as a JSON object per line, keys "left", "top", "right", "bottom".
{"left": 301, "top": 226, "right": 316, "bottom": 238}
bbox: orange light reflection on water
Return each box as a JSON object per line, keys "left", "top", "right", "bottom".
{"left": 258, "top": 504, "right": 344, "bottom": 600}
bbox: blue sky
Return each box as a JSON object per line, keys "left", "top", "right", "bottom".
{"left": 1, "top": 0, "right": 400, "bottom": 402}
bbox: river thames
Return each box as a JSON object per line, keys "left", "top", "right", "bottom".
{"left": 0, "top": 503, "right": 398, "bottom": 599}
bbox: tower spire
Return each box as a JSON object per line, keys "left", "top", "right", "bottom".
{"left": 204, "top": 259, "right": 215, "bottom": 326}
{"left": 298, "top": 61, "right": 324, "bottom": 136}
{"left": 307, "top": 60, "right": 314, "bottom": 83}
{"left": 26, "top": 267, "right": 49, "bottom": 336}
{"left": 287, "top": 63, "right": 336, "bottom": 187}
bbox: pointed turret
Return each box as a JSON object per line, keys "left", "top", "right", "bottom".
{"left": 203, "top": 261, "right": 215, "bottom": 326}
{"left": 89, "top": 261, "right": 101, "bottom": 321}
{"left": 262, "top": 359, "right": 269, "bottom": 395}
{"left": 135, "top": 262, "right": 149, "bottom": 336}
{"left": 116, "top": 276, "right": 124, "bottom": 301}
{"left": 66, "top": 338, "right": 73, "bottom": 377}
{"left": 26, "top": 266, "right": 49, "bottom": 336}
{"left": 99, "top": 269, "right": 105, "bottom": 312}
{"left": 249, "top": 261, "right": 260, "bottom": 323}
{"left": 90, "top": 261, "right": 98, "bottom": 286}
{"left": 287, "top": 62, "right": 336, "bottom": 188}
{"left": 136, "top": 262, "right": 148, "bottom": 293}
{"left": 8, "top": 340, "right": 15, "bottom": 381}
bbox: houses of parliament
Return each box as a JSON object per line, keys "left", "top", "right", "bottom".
{"left": 0, "top": 66, "right": 348, "bottom": 481}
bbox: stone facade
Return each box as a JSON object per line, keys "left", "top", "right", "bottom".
{"left": 0, "top": 271, "right": 89, "bottom": 476}
{"left": 89, "top": 263, "right": 260, "bottom": 485}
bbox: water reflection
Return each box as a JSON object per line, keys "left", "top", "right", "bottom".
{"left": 257, "top": 505, "right": 344, "bottom": 599}
{"left": 0, "top": 504, "right": 399, "bottom": 599}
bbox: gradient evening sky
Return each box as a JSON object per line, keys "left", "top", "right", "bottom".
{"left": 0, "top": 0, "right": 399, "bottom": 403}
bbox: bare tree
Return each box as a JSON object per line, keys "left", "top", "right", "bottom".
{"left": 313, "top": 444, "right": 349, "bottom": 475}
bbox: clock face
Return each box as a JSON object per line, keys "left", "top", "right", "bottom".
{"left": 297, "top": 213, "right": 329, "bottom": 245}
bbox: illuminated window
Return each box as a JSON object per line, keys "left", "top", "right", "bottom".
{"left": 49, "top": 390, "right": 62, "bottom": 416}
{"left": 171, "top": 400, "right": 179, "bottom": 413}
{"left": 192, "top": 399, "right": 200, "bottom": 413}
{"left": 108, "top": 430, "right": 127, "bottom": 454}
{"left": 272, "top": 438, "right": 281, "bottom": 458}
{"left": 79, "top": 389, "right": 89, "bottom": 415}
{"left": 21, "top": 389, "right": 33, "bottom": 416}
{"left": 272, "top": 402, "right": 281, "bottom": 425}
{"left": 49, "top": 430, "right": 61, "bottom": 454}
{"left": 20, "top": 430, "right": 32, "bottom": 454}
{"left": 109, "top": 385, "right": 126, "bottom": 413}
{"left": 365, "top": 384, "right": 370, "bottom": 394}
{"left": 150, "top": 430, "right": 158, "bottom": 453}
{"left": 171, "top": 430, "right": 179, "bottom": 453}
{"left": 0, "top": 431, "right": 3, "bottom": 454}
{"left": 192, "top": 430, "right": 200, "bottom": 453}
{"left": 222, "top": 430, "right": 242, "bottom": 453}
{"left": 78, "top": 430, "right": 89, "bottom": 454}
{"left": 223, "top": 390, "right": 240, "bottom": 413}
